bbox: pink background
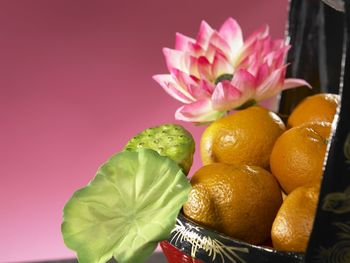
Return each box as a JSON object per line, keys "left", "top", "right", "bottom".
{"left": 0, "top": 0, "right": 288, "bottom": 261}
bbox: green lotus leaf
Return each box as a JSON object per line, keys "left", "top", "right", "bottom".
{"left": 61, "top": 149, "right": 191, "bottom": 263}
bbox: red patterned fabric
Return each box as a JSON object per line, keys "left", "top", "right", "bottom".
{"left": 160, "top": 241, "right": 204, "bottom": 263}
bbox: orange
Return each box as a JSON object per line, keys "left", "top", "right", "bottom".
{"left": 298, "top": 121, "right": 332, "bottom": 139}
{"left": 183, "top": 163, "right": 283, "bottom": 244}
{"left": 270, "top": 121, "right": 331, "bottom": 194}
{"left": 287, "top": 93, "right": 339, "bottom": 128}
{"left": 200, "top": 106, "right": 285, "bottom": 169}
{"left": 271, "top": 184, "right": 319, "bottom": 252}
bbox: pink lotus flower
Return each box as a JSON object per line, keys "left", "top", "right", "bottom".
{"left": 153, "top": 18, "right": 310, "bottom": 123}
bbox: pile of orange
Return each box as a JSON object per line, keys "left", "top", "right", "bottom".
{"left": 183, "top": 93, "right": 339, "bottom": 252}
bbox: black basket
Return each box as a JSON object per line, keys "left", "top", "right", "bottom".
{"left": 162, "top": 1, "right": 350, "bottom": 262}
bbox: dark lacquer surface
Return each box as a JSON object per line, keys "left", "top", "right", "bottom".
{"left": 305, "top": 1, "right": 350, "bottom": 261}
{"left": 166, "top": 213, "right": 304, "bottom": 263}
{"left": 279, "top": 0, "right": 344, "bottom": 115}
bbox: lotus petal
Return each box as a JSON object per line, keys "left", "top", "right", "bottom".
{"left": 211, "top": 81, "right": 245, "bottom": 111}
{"left": 231, "top": 68, "right": 256, "bottom": 97}
{"left": 209, "top": 31, "right": 232, "bottom": 60}
{"left": 283, "top": 78, "right": 312, "bottom": 90}
{"left": 175, "top": 99, "right": 223, "bottom": 122}
{"left": 212, "top": 50, "right": 234, "bottom": 79}
{"left": 219, "top": 17, "right": 243, "bottom": 55}
{"left": 153, "top": 74, "right": 195, "bottom": 103}
{"left": 164, "top": 48, "right": 200, "bottom": 78}
{"left": 255, "top": 66, "right": 286, "bottom": 101}
{"left": 198, "top": 56, "right": 214, "bottom": 82}
{"left": 175, "top": 32, "right": 196, "bottom": 51}
{"left": 196, "top": 20, "right": 215, "bottom": 49}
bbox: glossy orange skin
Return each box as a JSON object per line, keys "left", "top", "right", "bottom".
{"left": 183, "top": 163, "right": 283, "bottom": 245}
{"left": 287, "top": 93, "right": 339, "bottom": 128}
{"left": 270, "top": 122, "right": 330, "bottom": 194}
{"left": 271, "top": 185, "right": 319, "bottom": 252}
{"left": 200, "top": 106, "right": 285, "bottom": 169}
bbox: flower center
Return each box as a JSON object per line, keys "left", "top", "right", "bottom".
{"left": 214, "top": 74, "right": 233, "bottom": 85}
